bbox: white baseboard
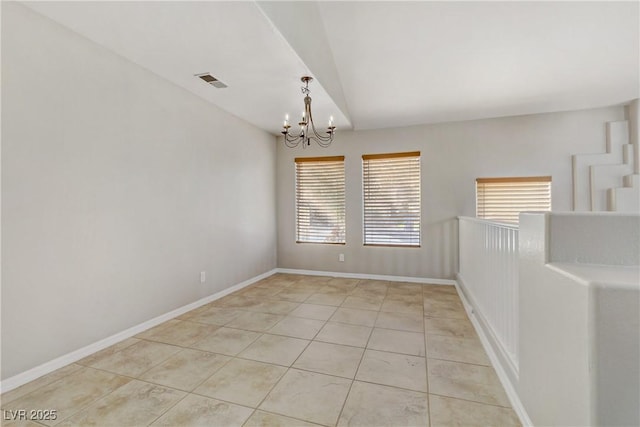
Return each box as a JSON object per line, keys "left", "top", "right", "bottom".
{"left": 1, "top": 267, "right": 452, "bottom": 393}
{"left": 276, "top": 268, "right": 456, "bottom": 286}
{"left": 455, "top": 274, "right": 533, "bottom": 427}
{"left": 0, "top": 268, "right": 278, "bottom": 394}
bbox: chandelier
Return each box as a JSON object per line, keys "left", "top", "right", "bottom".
{"left": 282, "top": 76, "right": 336, "bottom": 148}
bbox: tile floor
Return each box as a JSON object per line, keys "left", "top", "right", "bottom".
{"left": 1, "top": 274, "right": 521, "bottom": 426}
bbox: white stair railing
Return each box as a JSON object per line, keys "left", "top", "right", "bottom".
{"left": 457, "top": 217, "right": 519, "bottom": 375}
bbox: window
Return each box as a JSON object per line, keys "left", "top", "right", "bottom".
{"left": 295, "top": 156, "right": 345, "bottom": 244}
{"left": 362, "top": 152, "right": 421, "bottom": 247}
{"left": 476, "top": 176, "right": 552, "bottom": 224}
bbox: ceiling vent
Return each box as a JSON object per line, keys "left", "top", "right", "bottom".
{"left": 195, "top": 73, "right": 227, "bottom": 89}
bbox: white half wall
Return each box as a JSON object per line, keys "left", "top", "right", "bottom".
{"left": 1, "top": 3, "right": 277, "bottom": 379}
{"left": 277, "top": 106, "right": 625, "bottom": 279}
{"left": 518, "top": 213, "right": 639, "bottom": 426}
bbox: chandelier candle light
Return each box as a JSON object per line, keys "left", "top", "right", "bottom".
{"left": 282, "top": 76, "right": 336, "bottom": 148}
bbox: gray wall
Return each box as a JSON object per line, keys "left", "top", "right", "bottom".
{"left": 277, "top": 106, "right": 626, "bottom": 279}
{"left": 1, "top": 3, "right": 277, "bottom": 379}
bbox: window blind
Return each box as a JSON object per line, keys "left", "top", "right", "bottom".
{"left": 295, "top": 156, "right": 346, "bottom": 244}
{"left": 476, "top": 176, "right": 552, "bottom": 224}
{"left": 362, "top": 152, "right": 421, "bottom": 247}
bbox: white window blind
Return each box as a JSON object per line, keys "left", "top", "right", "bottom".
{"left": 362, "top": 152, "right": 421, "bottom": 247}
{"left": 295, "top": 156, "right": 346, "bottom": 244}
{"left": 476, "top": 176, "right": 552, "bottom": 224}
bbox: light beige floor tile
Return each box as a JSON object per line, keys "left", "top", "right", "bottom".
{"left": 350, "top": 288, "right": 386, "bottom": 299}
{"left": 244, "top": 410, "right": 321, "bottom": 427}
{"left": 2, "top": 368, "right": 130, "bottom": 426}
{"left": 424, "top": 287, "right": 459, "bottom": 297}
{"left": 425, "top": 292, "right": 455, "bottom": 303}
{"left": 0, "top": 420, "right": 43, "bottom": 427}
{"left": 375, "top": 311, "right": 424, "bottom": 332}
{"left": 330, "top": 307, "right": 378, "bottom": 327}
{"left": 424, "top": 289, "right": 455, "bottom": 300}
{"left": 317, "top": 285, "right": 354, "bottom": 296}
{"left": 290, "top": 303, "right": 337, "bottom": 321}
{"left": 135, "top": 320, "right": 171, "bottom": 339}
{"left": 305, "top": 293, "right": 347, "bottom": 306}
{"left": 385, "top": 290, "right": 422, "bottom": 301}
{"left": 195, "top": 358, "right": 286, "bottom": 407}
{"left": 337, "top": 381, "right": 429, "bottom": 427}
{"left": 269, "top": 316, "right": 325, "bottom": 339}
{"left": 356, "top": 349, "right": 427, "bottom": 392}
{"left": 263, "top": 276, "right": 298, "bottom": 288}
{"left": 290, "top": 284, "right": 321, "bottom": 294}
{"left": 294, "top": 275, "right": 332, "bottom": 286}
{"left": 253, "top": 284, "right": 289, "bottom": 293}
{"left": 136, "top": 319, "right": 220, "bottom": 347}
{"left": 152, "top": 394, "right": 253, "bottom": 426}
{"left": 367, "top": 328, "right": 425, "bottom": 356}
{"left": 255, "top": 300, "right": 300, "bottom": 315}
{"left": 180, "top": 306, "right": 244, "bottom": 326}
{"left": 239, "top": 334, "right": 309, "bottom": 366}
{"left": 58, "top": 380, "right": 185, "bottom": 426}
{"left": 326, "top": 277, "right": 361, "bottom": 287}
{"left": 216, "top": 295, "right": 264, "bottom": 310}
{"left": 140, "top": 349, "right": 230, "bottom": 391}
{"left": 425, "top": 317, "right": 476, "bottom": 338}
{"left": 176, "top": 303, "right": 215, "bottom": 320}
{"left": 239, "top": 286, "right": 283, "bottom": 298}
{"left": 428, "top": 359, "right": 510, "bottom": 407}
{"left": 275, "top": 273, "right": 306, "bottom": 282}
{"left": 273, "top": 288, "right": 314, "bottom": 302}
{"left": 355, "top": 279, "right": 389, "bottom": 293}
{"left": 226, "top": 311, "right": 285, "bottom": 332}
{"left": 380, "top": 299, "right": 423, "bottom": 314}
{"left": 341, "top": 296, "right": 383, "bottom": 311}
{"left": 137, "top": 320, "right": 178, "bottom": 340}
{"left": 429, "top": 394, "right": 520, "bottom": 427}
{"left": 423, "top": 292, "right": 461, "bottom": 304}
{"left": 426, "top": 335, "right": 491, "bottom": 366}
{"left": 76, "top": 338, "right": 140, "bottom": 367}
{"left": 260, "top": 369, "right": 352, "bottom": 426}
{"left": 254, "top": 278, "right": 292, "bottom": 289}
{"left": 191, "top": 327, "right": 261, "bottom": 356}
{"left": 0, "top": 363, "right": 83, "bottom": 404}
{"left": 90, "top": 340, "right": 182, "bottom": 377}
{"left": 293, "top": 341, "right": 364, "bottom": 379}
{"left": 423, "top": 299, "right": 467, "bottom": 319}
{"left": 393, "top": 283, "right": 424, "bottom": 292}
{"left": 315, "top": 322, "right": 372, "bottom": 348}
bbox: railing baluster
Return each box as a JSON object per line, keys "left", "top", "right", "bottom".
{"left": 458, "top": 217, "right": 519, "bottom": 372}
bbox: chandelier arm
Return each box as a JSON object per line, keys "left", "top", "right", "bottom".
{"left": 306, "top": 105, "right": 334, "bottom": 143}
{"left": 283, "top": 131, "right": 303, "bottom": 148}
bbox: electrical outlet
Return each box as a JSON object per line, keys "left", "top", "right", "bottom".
{"left": 339, "top": 253, "right": 345, "bottom": 262}
{"left": 200, "top": 271, "right": 206, "bottom": 283}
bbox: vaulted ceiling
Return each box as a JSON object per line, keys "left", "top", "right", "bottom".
{"left": 23, "top": 1, "right": 640, "bottom": 135}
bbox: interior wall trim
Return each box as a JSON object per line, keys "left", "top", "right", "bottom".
{"left": 0, "top": 268, "right": 278, "bottom": 394}
{"left": 276, "top": 268, "right": 456, "bottom": 285}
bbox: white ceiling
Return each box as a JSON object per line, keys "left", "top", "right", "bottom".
{"left": 24, "top": 1, "right": 639, "bottom": 135}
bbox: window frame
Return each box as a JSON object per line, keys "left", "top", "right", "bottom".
{"left": 295, "top": 155, "right": 346, "bottom": 245}
{"left": 362, "top": 151, "right": 421, "bottom": 248}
